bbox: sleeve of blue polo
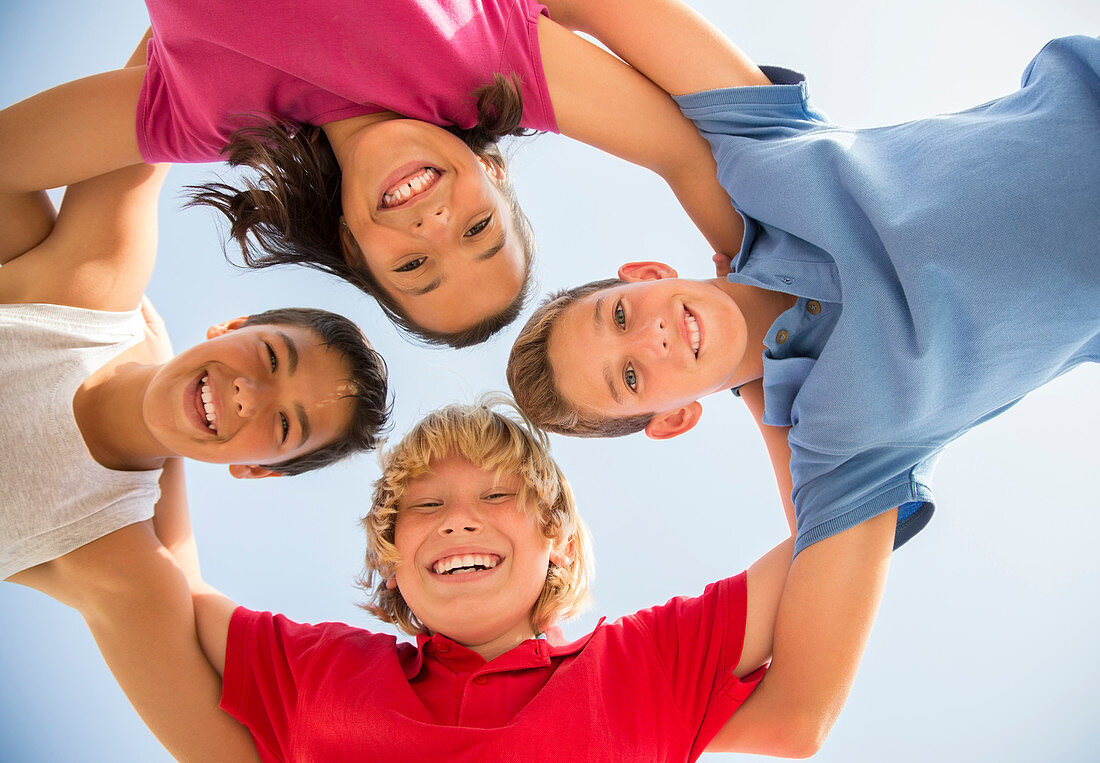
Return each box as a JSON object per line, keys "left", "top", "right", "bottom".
{"left": 673, "top": 67, "right": 829, "bottom": 150}
{"left": 789, "top": 442, "right": 940, "bottom": 556}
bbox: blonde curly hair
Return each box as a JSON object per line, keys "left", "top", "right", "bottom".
{"left": 359, "top": 395, "right": 593, "bottom": 636}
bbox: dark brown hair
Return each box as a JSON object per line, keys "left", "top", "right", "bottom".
{"left": 187, "top": 75, "right": 536, "bottom": 348}
{"left": 507, "top": 279, "right": 656, "bottom": 438}
{"left": 240, "top": 307, "right": 391, "bottom": 475}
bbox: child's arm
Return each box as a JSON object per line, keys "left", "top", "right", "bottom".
{"left": 10, "top": 500, "right": 258, "bottom": 761}
{"left": 546, "top": 0, "right": 768, "bottom": 96}
{"left": 0, "top": 52, "right": 146, "bottom": 195}
{"left": 536, "top": 0, "right": 765, "bottom": 259}
{"left": 0, "top": 28, "right": 153, "bottom": 265}
{"left": 709, "top": 509, "right": 897, "bottom": 757}
{"left": 714, "top": 379, "right": 892, "bottom": 756}
{"left": 734, "top": 535, "right": 795, "bottom": 678}
{"left": 739, "top": 380, "right": 797, "bottom": 533}
{"left": 0, "top": 159, "right": 168, "bottom": 309}
{"left": 0, "top": 190, "right": 55, "bottom": 265}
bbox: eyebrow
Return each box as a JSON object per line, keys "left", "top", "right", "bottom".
{"left": 295, "top": 403, "right": 311, "bottom": 448}
{"left": 275, "top": 331, "right": 310, "bottom": 446}
{"left": 603, "top": 364, "right": 623, "bottom": 405}
{"left": 474, "top": 230, "right": 507, "bottom": 262}
{"left": 276, "top": 331, "right": 299, "bottom": 374}
{"left": 592, "top": 297, "right": 623, "bottom": 405}
{"left": 396, "top": 230, "right": 508, "bottom": 297}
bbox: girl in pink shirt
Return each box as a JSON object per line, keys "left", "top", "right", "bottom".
{"left": 0, "top": 0, "right": 750, "bottom": 347}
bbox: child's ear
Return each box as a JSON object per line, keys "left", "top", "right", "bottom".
{"left": 478, "top": 155, "right": 505, "bottom": 181}
{"left": 338, "top": 216, "right": 363, "bottom": 268}
{"left": 385, "top": 576, "right": 398, "bottom": 590}
{"left": 206, "top": 316, "right": 250, "bottom": 340}
{"left": 228, "top": 464, "right": 285, "bottom": 480}
{"left": 617, "top": 261, "right": 679, "bottom": 282}
{"left": 550, "top": 537, "right": 576, "bottom": 568}
{"left": 644, "top": 402, "right": 703, "bottom": 440}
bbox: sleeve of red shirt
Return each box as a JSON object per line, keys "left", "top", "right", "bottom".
{"left": 626, "top": 572, "right": 767, "bottom": 760}
{"left": 220, "top": 607, "right": 342, "bottom": 761}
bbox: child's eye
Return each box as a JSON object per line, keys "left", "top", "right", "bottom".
{"left": 484, "top": 491, "right": 514, "bottom": 501}
{"left": 265, "top": 342, "right": 278, "bottom": 373}
{"left": 407, "top": 501, "right": 442, "bottom": 513}
{"left": 395, "top": 257, "right": 426, "bottom": 273}
{"left": 464, "top": 215, "right": 492, "bottom": 238}
{"left": 614, "top": 301, "right": 626, "bottom": 329}
{"left": 624, "top": 363, "right": 637, "bottom": 392}
{"left": 280, "top": 413, "right": 290, "bottom": 443}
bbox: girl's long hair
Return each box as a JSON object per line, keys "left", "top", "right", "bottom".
{"left": 187, "top": 74, "right": 536, "bottom": 347}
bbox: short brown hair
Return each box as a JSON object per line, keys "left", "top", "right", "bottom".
{"left": 507, "top": 280, "right": 654, "bottom": 438}
{"left": 359, "top": 396, "right": 592, "bottom": 636}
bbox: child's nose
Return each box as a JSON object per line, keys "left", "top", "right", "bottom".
{"left": 638, "top": 317, "right": 669, "bottom": 357}
{"left": 412, "top": 206, "right": 451, "bottom": 240}
{"left": 233, "top": 376, "right": 260, "bottom": 417}
{"left": 438, "top": 502, "right": 483, "bottom": 535}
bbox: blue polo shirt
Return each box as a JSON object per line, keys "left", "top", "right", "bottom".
{"left": 675, "top": 36, "right": 1100, "bottom": 555}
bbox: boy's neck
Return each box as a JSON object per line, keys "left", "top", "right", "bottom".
{"left": 712, "top": 277, "right": 799, "bottom": 385}
{"left": 74, "top": 359, "right": 168, "bottom": 472}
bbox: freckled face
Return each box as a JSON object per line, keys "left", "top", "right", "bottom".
{"left": 392, "top": 454, "right": 552, "bottom": 648}
{"left": 340, "top": 120, "right": 525, "bottom": 335}
{"left": 142, "top": 323, "right": 354, "bottom": 468}
{"left": 548, "top": 278, "right": 748, "bottom": 419}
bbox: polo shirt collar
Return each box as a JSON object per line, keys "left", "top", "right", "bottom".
{"left": 401, "top": 619, "right": 606, "bottom": 680}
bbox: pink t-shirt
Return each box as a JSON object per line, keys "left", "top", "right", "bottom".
{"left": 137, "top": 0, "right": 558, "bottom": 163}
{"left": 221, "top": 573, "right": 765, "bottom": 762}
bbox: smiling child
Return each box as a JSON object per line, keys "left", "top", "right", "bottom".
{"left": 1, "top": 0, "right": 757, "bottom": 346}
{"left": 508, "top": 25, "right": 1100, "bottom": 553}
{"left": 172, "top": 399, "right": 823, "bottom": 760}
{"left": 0, "top": 33, "right": 388, "bottom": 582}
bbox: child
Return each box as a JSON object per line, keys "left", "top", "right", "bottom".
{"left": 1, "top": 41, "right": 388, "bottom": 754}
{"left": 0, "top": 0, "right": 751, "bottom": 346}
{"left": 55, "top": 398, "right": 885, "bottom": 761}
{"left": 0, "top": 111, "right": 389, "bottom": 580}
{"left": 508, "top": 19, "right": 1100, "bottom": 554}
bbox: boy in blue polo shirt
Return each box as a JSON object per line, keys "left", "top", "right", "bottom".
{"left": 509, "top": 22, "right": 1100, "bottom": 555}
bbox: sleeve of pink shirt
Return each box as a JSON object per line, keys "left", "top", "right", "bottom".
{"left": 136, "top": 0, "right": 558, "bottom": 164}
{"left": 625, "top": 572, "right": 767, "bottom": 761}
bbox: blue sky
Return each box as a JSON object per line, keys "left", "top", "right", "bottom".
{"left": 2, "top": 1, "right": 1099, "bottom": 761}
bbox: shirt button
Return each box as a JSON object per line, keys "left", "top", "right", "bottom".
{"left": 473, "top": 676, "right": 488, "bottom": 686}
{"left": 776, "top": 329, "right": 789, "bottom": 344}
{"left": 806, "top": 300, "right": 821, "bottom": 315}
{"left": 435, "top": 643, "right": 449, "bottom": 654}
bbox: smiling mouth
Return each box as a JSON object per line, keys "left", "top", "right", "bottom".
{"left": 193, "top": 373, "right": 218, "bottom": 435}
{"left": 684, "top": 308, "right": 700, "bottom": 357}
{"left": 432, "top": 553, "right": 502, "bottom": 576}
{"left": 380, "top": 166, "right": 441, "bottom": 209}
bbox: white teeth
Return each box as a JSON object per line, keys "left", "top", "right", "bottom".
{"left": 433, "top": 553, "right": 500, "bottom": 575}
{"left": 382, "top": 167, "right": 438, "bottom": 207}
{"left": 199, "top": 376, "right": 217, "bottom": 431}
{"left": 686, "top": 312, "right": 700, "bottom": 355}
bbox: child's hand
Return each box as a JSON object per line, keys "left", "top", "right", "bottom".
{"left": 140, "top": 295, "right": 174, "bottom": 363}
{"left": 713, "top": 252, "right": 733, "bottom": 277}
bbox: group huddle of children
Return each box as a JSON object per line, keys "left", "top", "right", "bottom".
{"left": 2, "top": 0, "right": 1096, "bottom": 760}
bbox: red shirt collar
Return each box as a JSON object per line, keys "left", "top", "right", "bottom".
{"left": 401, "top": 618, "right": 607, "bottom": 680}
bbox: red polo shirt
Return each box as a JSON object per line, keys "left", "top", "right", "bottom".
{"left": 221, "top": 573, "right": 764, "bottom": 762}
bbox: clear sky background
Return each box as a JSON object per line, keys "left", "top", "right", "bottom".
{"left": 2, "top": 1, "right": 1099, "bottom": 761}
